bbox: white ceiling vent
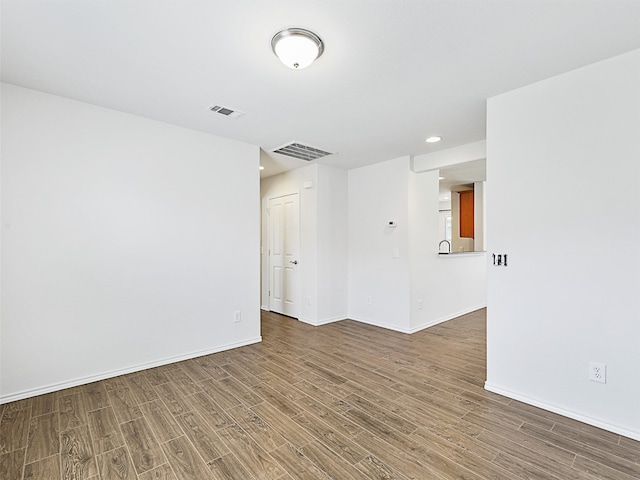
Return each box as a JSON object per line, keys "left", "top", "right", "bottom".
{"left": 209, "top": 105, "right": 245, "bottom": 119}
{"left": 272, "top": 142, "right": 334, "bottom": 161}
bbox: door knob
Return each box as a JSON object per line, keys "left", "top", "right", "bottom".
{"left": 290, "top": 260, "right": 298, "bottom": 265}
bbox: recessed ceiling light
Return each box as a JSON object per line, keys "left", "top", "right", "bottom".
{"left": 271, "top": 28, "right": 324, "bottom": 69}
{"left": 426, "top": 136, "right": 442, "bottom": 143}
{"left": 439, "top": 176, "right": 444, "bottom": 180}
{"left": 443, "top": 196, "right": 450, "bottom": 200}
{"left": 259, "top": 166, "right": 265, "bottom": 170}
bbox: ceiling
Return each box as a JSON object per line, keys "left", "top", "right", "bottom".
{"left": 2, "top": 1, "right": 640, "bottom": 178}
{"left": 439, "top": 159, "right": 486, "bottom": 198}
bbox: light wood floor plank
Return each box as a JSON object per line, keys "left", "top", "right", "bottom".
{"left": 250, "top": 401, "right": 316, "bottom": 449}
{"left": 138, "top": 400, "right": 183, "bottom": 444}
{"left": 354, "top": 454, "right": 411, "bottom": 480}
{"left": 572, "top": 453, "right": 640, "bottom": 480}
{"left": 59, "top": 392, "right": 88, "bottom": 430}
{"left": 292, "top": 411, "right": 367, "bottom": 465}
{"left": 0, "top": 448, "right": 25, "bottom": 480}
{"left": 31, "top": 393, "right": 58, "bottom": 418}
{"left": 217, "top": 376, "right": 263, "bottom": 407}
{"left": 127, "top": 374, "right": 160, "bottom": 405}
{"left": 25, "top": 412, "right": 59, "bottom": 464}
{"left": 295, "top": 394, "right": 363, "bottom": 438}
{"left": 354, "top": 430, "right": 446, "bottom": 480}
{"left": 138, "top": 463, "right": 177, "bottom": 480}
{"left": 300, "top": 439, "right": 371, "bottom": 480}
{"left": 23, "top": 455, "right": 61, "bottom": 480}
{"left": 196, "top": 379, "right": 241, "bottom": 411}
{"left": 108, "top": 387, "right": 143, "bottom": 424}
{"left": 60, "top": 424, "right": 98, "bottom": 480}
{"left": 226, "top": 403, "right": 286, "bottom": 453}
{"left": 174, "top": 411, "right": 229, "bottom": 464}
{"left": 183, "top": 392, "right": 234, "bottom": 431}
{"left": 121, "top": 417, "right": 165, "bottom": 475}
{"left": 292, "top": 380, "right": 351, "bottom": 414}
{"left": 83, "top": 383, "right": 110, "bottom": 412}
{"left": 96, "top": 446, "right": 137, "bottom": 480}
{"left": 87, "top": 406, "right": 125, "bottom": 455}
{"left": 143, "top": 368, "right": 170, "bottom": 388}
{"left": 269, "top": 442, "right": 331, "bottom": 480}
{"left": 209, "top": 452, "right": 255, "bottom": 480}
{"left": 161, "top": 436, "right": 217, "bottom": 480}
{"left": 216, "top": 423, "right": 285, "bottom": 480}
{"left": 153, "top": 383, "right": 191, "bottom": 417}
{"left": 0, "top": 408, "right": 31, "bottom": 455}
{"left": 164, "top": 368, "right": 202, "bottom": 397}
{"left": 181, "top": 359, "right": 215, "bottom": 383}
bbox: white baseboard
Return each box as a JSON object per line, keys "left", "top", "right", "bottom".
{"left": 297, "top": 315, "right": 346, "bottom": 327}
{"left": 408, "top": 304, "right": 487, "bottom": 334}
{"left": 484, "top": 382, "right": 640, "bottom": 441}
{"left": 348, "top": 305, "right": 486, "bottom": 334}
{"left": 0, "top": 336, "right": 262, "bottom": 405}
{"left": 347, "top": 315, "right": 413, "bottom": 333}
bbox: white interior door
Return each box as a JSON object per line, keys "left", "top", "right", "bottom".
{"left": 268, "top": 194, "right": 300, "bottom": 318}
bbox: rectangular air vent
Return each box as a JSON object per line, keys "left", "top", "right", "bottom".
{"left": 209, "top": 105, "right": 245, "bottom": 119}
{"left": 272, "top": 142, "right": 334, "bottom": 161}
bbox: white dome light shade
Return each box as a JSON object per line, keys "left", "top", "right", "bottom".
{"left": 271, "top": 28, "right": 324, "bottom": 69}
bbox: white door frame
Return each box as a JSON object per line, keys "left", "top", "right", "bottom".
{"left": 266, "top": 193, "right": 300, "bottom": 318}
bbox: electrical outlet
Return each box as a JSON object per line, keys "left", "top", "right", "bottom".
{"left": 417, "top": 299, "right": 423, "bottom": 310}
{"left": 492, "top": 253, "right": 508, "bottom": 266}
{"left": 233, "top": 311, "right": 241, "bottom": 323}
{"left": 366, "top": 296, "right": 372, "bottom": 305}
{"left": 589, "top": 362, "right": 606, "bottom": 384}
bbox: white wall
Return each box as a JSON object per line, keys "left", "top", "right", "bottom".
{"left": 317, "top": 165, "right": 349, "bottom": 323}
{"left": 1, "top": 84, "right": 261, "bottom": 402}
{"left": 486, "top": 49, "right": 640, "bottom": 439}
{"left": 348, "top": 155, "right": 485, "bottom": 333}
{"left": 408, "top": 169, "right": 486, "bottom": 331}
{"left": 261, "top": 164, "right": 318, "bottom": 321}
{"left": 260, "top": 163, "right": 348, "bottom": 325}
{"left": 348, "top": 157, "right": 412, "bottom": 331}
{"left": 413, "top": 140, "right": 486, "bottom": 172}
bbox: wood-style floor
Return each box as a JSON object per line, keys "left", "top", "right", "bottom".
{"left": 1, "top": 309, "right": 638, "bottom": 480}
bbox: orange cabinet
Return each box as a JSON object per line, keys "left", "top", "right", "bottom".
{"left": 459, "top": 190, "right": 474, "bottom": 238}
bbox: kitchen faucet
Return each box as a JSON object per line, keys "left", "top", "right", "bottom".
{"left": 439, "top": 239, "right": 451, "bottom": 253}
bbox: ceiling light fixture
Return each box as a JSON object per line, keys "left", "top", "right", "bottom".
{"left": 271, "top": 28, "right": 324, "bottom": 69}
{"left": 259, "top": 166, "right": 265, "bottom": 170}
{"left": 426, "top": 136, "right": 442, "bottom": 143}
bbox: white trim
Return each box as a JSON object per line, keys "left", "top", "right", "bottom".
{"left": 412, "top": 140, "right": 486, "bottom": 173}
{"left": 0, "top": 336, "right": 262, "bottom": 405}
{"left": 347, "top": 316, "right": 413, "bottom": 334}
{"left": 408, "top": 305, "right": 487, "bottom": 334}
{"left": 297, "top": 315, "right": 346, "bottom": 327}
{"left": 266, "top": 191, "right": 301, "bottom": 318}
{"left": 261, "top": 305, "right": 270, "bottom": 311}
{"left": 348, "top": 306, "right": 486, "bottom": 334}
{"left": 484, "top": 382, "right": 640, "bottom": 441}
